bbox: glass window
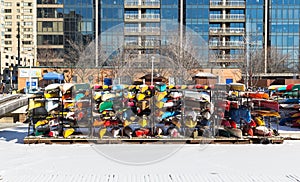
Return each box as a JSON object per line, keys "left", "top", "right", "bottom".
{"left": 162, "top": 0, "right": 178, "bottom": 5}
{"left": 162, "top": 7, "right": 177, "bottom": 19}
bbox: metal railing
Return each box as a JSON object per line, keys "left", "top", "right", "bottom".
{"left": 0, "top": 95, "right": 28, "bottom": 117}
{"left": 124, "top": 27, "right": 160, "bottom": 33}
{"left": 125, "top": 0, "right": 160, "bottom": 6}
{"left": 209, "top": 40, "right": 244, "bottom": 47}
{"left": 210, "top": 0, "right": 245, "bottom": 7}
{"left": 209, "top": 27, "right": 245, "bottom": 34}
{"left": 141, "top": 14, "right": 160, "bottom": 19}
{"left": 125, "top": 14, "right": 160, "bottom": 20}
{"left": 124, "top": 40, "right": 160, "bottom": 47}
{"left": 210, "top": 14, "right": 245, "bottom": 20}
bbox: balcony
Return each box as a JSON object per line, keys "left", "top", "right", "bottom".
{"left": 211, "top": 54, "right": 244, "bottom": 63}
{"left": 124, "top": 40, "right": 160, "bottom": 49}
{"left": 210, "top": 0, "right": 245, "bottom": 9}
{"left": 209, "top": 14, "right": 245, "bottom": 22}
{"left": 209, "top": 27, "right": 245, "bottom": 36}
{"left": 209, "top": 40, "right": 245, "bottom": 49}
{"left": 124, "top": 14, "right": 139, "bottom": 20}
{"left": 124, "top": 14, "right": 160, "bottom": 22}
{"left": 124, "top": 27, "right": 160, "bottom": 35}
{"left": 37, "top": 4, "right": 63, "bottom": 8}
{"left": 141, "top": 14, "right": 160, "bottom": 22}
{"left": 124, "top": 0, "right": 160, "bottom": 8}
{"left": 141, "top": 0, "right": 160, "bottom": 8}
{"left": 124, "top": 1, "right": 139, "bottom": 8}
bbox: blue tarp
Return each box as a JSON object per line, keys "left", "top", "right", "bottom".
{"left": 229, "top": 106, "right": 251, "bottom": 123}
{"left": 43, "top": 72, "right": 64, "bottom": 80}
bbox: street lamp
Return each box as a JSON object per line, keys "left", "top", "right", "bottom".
{"left": 9, "top": 66, "right": 13, "bottom": 89}
{"left": 151, "top": 56, "right": 155, "bottom": 86}
{"left": 28, "top": 54, "right": 32, "bottom": 92}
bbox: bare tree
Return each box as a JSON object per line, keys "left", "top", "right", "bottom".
{"left": 37, "top": 49, "right": 64, "bottom": 68}
{"left": 37, "top": 49, "right": 74, "bottom": 83}
{"left": 266, "top": 47, "right": 291, "bottom": 73}
{"left": 160, "top": 31, "right": 209, "bottom": 84}
{"left": 65, "top": 38, "right": 98, "bottom": 83}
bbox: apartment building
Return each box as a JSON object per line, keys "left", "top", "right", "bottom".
{"left": 36, "top": 0, "right": 64, "bottom": 65}
{"left": 0, "top": 0, "right": 36, "bottom": 85}
{"left": 1, "top": 0, "right": 298, "bottom": 86}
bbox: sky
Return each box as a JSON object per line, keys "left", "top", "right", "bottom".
{"left": 0, "top": 123, "right": 300, "bottom": 182}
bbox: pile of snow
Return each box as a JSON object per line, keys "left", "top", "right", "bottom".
{"left": 0, "top": 123, "right": 300, "bottom": 181}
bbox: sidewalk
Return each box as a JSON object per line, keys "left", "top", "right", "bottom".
{"left": 276, "top": 124, "right": 300, "bottom": 139}
{"left": 0, "top": 122, "right": 25, "bottom": 130}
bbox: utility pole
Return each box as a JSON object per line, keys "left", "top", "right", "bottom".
{"left": 17, "top": 22, "right": 21, "bottom": 66}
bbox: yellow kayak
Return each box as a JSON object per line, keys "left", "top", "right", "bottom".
{"left": 28, "top": 100, "right": 44, "bottom": 110}
{"left": 252, "top": 110, "right": 281, "bottom": 118}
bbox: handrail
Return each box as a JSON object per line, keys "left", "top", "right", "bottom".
{"left": 0, "top": 95, "right": 28, "bottom": 116}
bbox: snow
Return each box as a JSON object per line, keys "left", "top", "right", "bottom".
{"left": 1, "top": 123, "right": 300, "bottom": 181}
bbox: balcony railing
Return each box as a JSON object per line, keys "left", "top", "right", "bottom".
{"left": 125, "top": 40, "right": 139, "bottom": 46}
{"left": 209, "top": 41, "right": 244, "bottom": 47}
{"left": 210, "top": 1, "right": 245, "bottom": 7}
{"left": 142, "top": 1, "right": 160, "bottom": 6}
{"left": 124, "top": 14, "right": 139, "bottom": 20}
{"left": 215, "top": 54, "right": 244, "bottom": 61}
{"left": 124, "top": 27, "right": 139, "bottom": 33}
{"left": 142, "top": 40, "right": 160, "bottom": 47}
{"left": 210, "top": 14, "right": 245, "bottom": 20}
{"left": 125, "top": 0, "right": 160, "bottom": 6}
{"left": 209, "top": 27, "right": 245, "bottom": 34}
{"left": 141, "top": 14, "right": 160, "bottom": 19}
{"left": 125, "top": 1, "right": 138, "bottom": 6}
{"left": 124, "top": 40, "right": 160, "bottom": 47}
{"left": 125, "top": 14, "right": 160, "bottom": 21}
{"left": 124, "top": 27, "right": 160, "bottom": 33}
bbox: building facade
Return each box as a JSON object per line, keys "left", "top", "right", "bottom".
{"left": 99, "top": 0, "right": 300, "bottom": 82}
{"left": 1, "top": 0, "right": 300, "bottom": 86}
{"left": 0, "top": 0, "right": 36, "bottom": 85}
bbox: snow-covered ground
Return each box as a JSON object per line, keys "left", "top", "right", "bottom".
{"left": 1, "top": 123, "right": 300, "bottom": 182}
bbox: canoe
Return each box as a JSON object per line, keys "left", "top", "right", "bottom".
{"left": 276, "top": 85, "right": 287, "bottom": 92}
{"left": 99, "top": 101, "right": 113, "bottom": 112}
{"left": 44, "top": 92, "right": 60, "bottom": 99}
{"left": 136, "top": 93, "right": 146, "bottom": 101}
{"left": 45, "top": 83, "right": 61, "bottom": 91}
{"left": 291, "top": 84, "right": 300, "bottom": 91}
{"left": 218, "top": 128, "right": 231, "bottom": 137}
{"left": 62, "top": 83, "right": 74, "bottom": 94}
{"left": 254, "top": 126, "right": 272, "bottom": 136}
{"left": 244, "top": 92, "right": 269, "bottom": 99}
{"left": 138, "top": 118, "right": 148, "bottom": 127}
{"left": 268, "top": 85, "right": 286, "bottom": 90}
{"left": 139, "top": 85, "right": 148, "bottom": 93}
{"left": 75, "top": 93, "right": 85, "bottom": 101}
{"left": 93, "top": 92, "right": 102, "bottom": 100}
{"left": 156, "top": 91, "right": 167, "bottom": 101}
{"left": 251, "top": 110, "right": 281, "bottom": 118}
{"left": 135, "top": 128, "right": 150, "bottom": 137}
{"left": 155, "top": 83, "right": 167, "bottom": 92}
{"left": 282, "top": 91, "right": 300, "bottom": 98}
{"left": 28, "top": 100, "right": 45, "bottom": 110}
{"left": 63, "top": 128, "right": 75, "bottom": 138}
{"left": 169, "top": 92, "right": 183, "bottom": 98}
{"left": 185, "top": 120, "right": 197, "bottom": 128}
{"left": 229, "top": 83, "right": 245, "bottom": 91}
{"left": 291, "top": 112, "right": 300, "bottom": 118}
{"left": 225, "top": 127, "right": 243, "bottom": 138}
{"left": 252, "top": 99, "right": 279, "bottom": 111}
{"left": 102, "top": 93, "right": 116, "bottom": 101}
{"left": 34, "top": 119, "right": 48, "bottom": 129}
{"left": 45, "top": 100, "right": 60, "bottom": 112}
